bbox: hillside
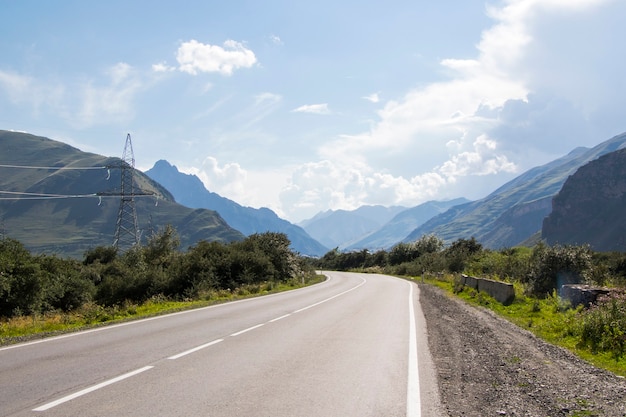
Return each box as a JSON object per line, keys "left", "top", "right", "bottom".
{"left": 345, "top": 198, "right": 469, "bottom": 250}
{"left": 404, "top": 132, "right": 626, "bottom": 248}
{"left": 0, "top": 131, "right": 244, "bottom": 258}
{"left": 542, "top": 147, "right": 626, "bottom": 251}
{"left": 299, "top": 205, "right": 406, "bottom": 249}
{"left": 145, "top": 160, "right": 328, "bottom": 256}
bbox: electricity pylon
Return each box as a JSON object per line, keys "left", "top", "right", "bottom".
{"left": 113, "top": 133, "right": 140, "bottom": 251}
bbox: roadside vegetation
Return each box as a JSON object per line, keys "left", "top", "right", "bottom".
{"left": 312, "top": 235, "right": 626, "bottom": 376}
{"left": 0, "top": 227, "right": 320, "bottom": 343}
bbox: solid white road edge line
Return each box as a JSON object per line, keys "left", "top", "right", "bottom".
{"left": 32, "top": 366, "right": 154, "bottom": 412}
{"left": 167, "top": 339, "right": 224, "bottom": 360}
{"left": 407, "top": 282, "right": 421, "bottom": 417}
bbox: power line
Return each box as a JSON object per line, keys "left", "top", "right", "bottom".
{"left": 0, "top": 191, "right": 155, "bottom": 201}
{"left": 0, "top": 164, "right": 110, "bottom": 170}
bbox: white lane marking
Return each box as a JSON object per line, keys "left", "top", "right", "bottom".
{"left": 230, "top": 323, "right": 265, "bottom": 337}
{"left": 406, "top": 282, "right": 421, "bottom": 417}
{"left": 167, "top": 339, "right": 224, "bottom": 360}
{"left": 293, "top": 276, "right": 366, "bottom": 313}
{"left": 32, "top": 366, "right": 154, "bottom": 411}
{"left": 1, "top": 275, "right": 332, "bottom": 352}
{"left": 269, "top": 313, "right": 291, "bottom": 322}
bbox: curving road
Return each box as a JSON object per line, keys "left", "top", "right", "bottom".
{"left": 0, "top": 272, "right": 442, "bottom": 417}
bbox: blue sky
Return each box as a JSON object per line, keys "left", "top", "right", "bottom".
{"left": 2, "top": 0, "right": 625, "bottom": 222}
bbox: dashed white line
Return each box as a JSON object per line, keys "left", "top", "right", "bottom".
{"left": 294, "top": 277, "right": 366, "bottom": 313}
{"left": 230, "top": 323, "right": 265, "bottom": 337}
{"left": 33, "top": 366, "right": 154, "bottom": 412}
{"left": 168, "top": 339, "right": 224, "bottom": 360}
{"left": 269, "top": 313, "right": 291, "bottom": 322}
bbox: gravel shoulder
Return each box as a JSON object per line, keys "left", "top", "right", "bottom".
{"left": 418, "top": 282, "right": 626, "bottom": 417}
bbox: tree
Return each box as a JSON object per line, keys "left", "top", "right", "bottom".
{"left": 524, "top": 243, "right": 593, "bottom": 297}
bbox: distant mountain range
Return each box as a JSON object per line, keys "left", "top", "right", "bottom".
{"left": 145, "top": 160, "right": 328, "bottom": 256}
{"left": 0, "top": 130, "right": 243, "bottom": 258}
{"left": 298, "top": 205, "right": 407, "bottom": 249}
{"left": 404, "top": 132, "right": 626, "bottom": 249}
{"left": 4, "top": 129, "right": 626, "bottom": 257}
{"left": 345, "top": 198, "right": 470, "bottom": 250}
{"left": 543, "top": 147, "right": 626, "bottom": 251}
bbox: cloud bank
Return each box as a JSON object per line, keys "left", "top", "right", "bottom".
{"left": 277, "top": 0, "right": 626, "bottom": 221}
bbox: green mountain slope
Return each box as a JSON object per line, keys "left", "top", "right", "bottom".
{"left": 404, "top": 132, "right": 626, "bottom": 248}
{"left": 0, "top": 130, "right": 243, "bottom": 258}
{"left": 542, "top": 147, "right": 626, "bottom": 251}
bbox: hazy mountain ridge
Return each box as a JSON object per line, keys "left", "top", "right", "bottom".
{"left": 344, "top": 198, "right": 470, "bottom": 250}
{"left": 0, "top": 131, "right": 244, "bottom": 258}
{"left": 404, "top": 132, "right": 626, "bottom": 248}
{"left": 145, "top": 160, "right": 328, "bottom": 256}
{"left": 299, "top": 205, "right": 406, "bottom": 249}
{"left": 542, "top": 147, "right": 626, "bottom": 251}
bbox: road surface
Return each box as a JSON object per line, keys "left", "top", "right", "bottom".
{"left": 0, "top": 271, "right": 442, "bottom": 417}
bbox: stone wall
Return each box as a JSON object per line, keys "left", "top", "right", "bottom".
{"left": 460, "top": 274, "right": 515, "bottom": 305}
{"left": 559, "top": 284, "right": 610, "bottom": 307}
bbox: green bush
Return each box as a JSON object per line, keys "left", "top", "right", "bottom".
{"left": 524, "top": 243, "right": 593, "bottom": 297}
{"left": 578, "top": 291, "right": 626, "bottom": 360}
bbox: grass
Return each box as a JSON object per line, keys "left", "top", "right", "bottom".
{"left": 420, "top": 274, "right": 626, "bottom": 377}
{"left": 0, "top": 275, "right": 325, "bottom": 345}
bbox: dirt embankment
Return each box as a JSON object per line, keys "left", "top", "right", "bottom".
{"left": 419, "top": 283, "right": 626, "bottom": 416}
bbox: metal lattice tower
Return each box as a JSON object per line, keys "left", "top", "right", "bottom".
{"left": 113, "top": 133, "right": 140, "bottom": 251}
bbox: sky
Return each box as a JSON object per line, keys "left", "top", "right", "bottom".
{"left": 1, "top": 0, "right": 625, "bottom": 223}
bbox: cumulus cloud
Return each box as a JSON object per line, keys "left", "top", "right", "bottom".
{"left": 185, "top": 156, "right": 248, "bottom": 200}
{"left": 292, "top": 103, "right": 330, "bottom": 114}
{"left": 176, "top": 39, "right": 257, "bottom": 76}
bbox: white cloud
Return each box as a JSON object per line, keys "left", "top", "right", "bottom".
{"left": 152, "top": 62, "right": 176, "bottom": 72}
{"left": 292, "top": 103, "right": 330, "bottom": 114}
{"left": 278, "top": 160, "right": 449, "bottom": 221}
{"left": 0, "top": 63, "right": 143, "bottom": 129}
{"left": 176, "top": 39, "right": 257, "bottom": 76}
{"left": 270, "top": 34, "right": 283, "bottom": 45}
{"left": 182, "top": 158, "right": 288, "bottom": 215}
{"left": 185, "top": 156, "right": 248, "bottom": 199}
{"left": 74, "top": 62, "right": 143, "bottom": 128}
{"left": 0, "top": 70, "right": 64, "bottom": 113}
{"left": 282, "top": 0, "right": 626, "bottom": 220}
{"left": 362, "top": 93, "right": 380, "bottom": 103}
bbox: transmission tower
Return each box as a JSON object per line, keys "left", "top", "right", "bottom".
{"left": 113, "top": 133, "right": 140, "bottom": 251}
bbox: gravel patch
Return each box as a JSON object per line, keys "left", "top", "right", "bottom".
{"left": 419, "top": 283, "right": 626, "bottom": 416}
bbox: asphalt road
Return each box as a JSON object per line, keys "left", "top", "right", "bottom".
{"left": 0, "top": 271, "right": 442, "bottom": 417}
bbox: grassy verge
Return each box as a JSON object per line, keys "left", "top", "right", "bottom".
{"left": 419, "top": 275, "right": 626, "bottom": 377}
{"left": 0, "top": 275, "right": 325, "bottom": 346}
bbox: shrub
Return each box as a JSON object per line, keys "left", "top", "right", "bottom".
{"left": 524, "top": 243, "right": 593, "bottom": 297}
{"left": 578, "top": 291, "right": 626, "bottom": 360}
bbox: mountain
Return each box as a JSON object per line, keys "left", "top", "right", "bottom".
{"left": 542, "top": 147, "right": 626, "bottom": 251}
{"left": 0, "top": 130, "right": 244, "bottom": 258}
{"left": 299, "top": 205, "right": 406, "bottom": 249}
{"left": 404, "top": 132, "right": 626, "bottom": 248}
{"left": 346, "top": 198, "right": 470, "bottom": 250}
{"left": 144, "top": 160, "right": 328, "bottom": 256}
